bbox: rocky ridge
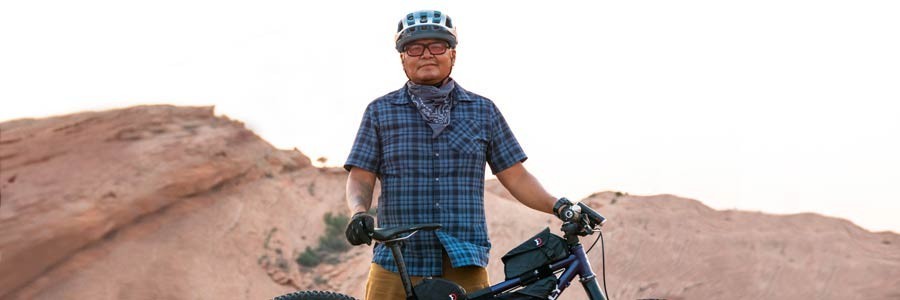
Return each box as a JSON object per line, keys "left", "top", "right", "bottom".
{"left": 1, "top": 106, "right": 898, "bottom": 299}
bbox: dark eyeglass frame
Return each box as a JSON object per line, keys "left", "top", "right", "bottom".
{"left": 403, "top": 42, "right": 450, "bottom": 57}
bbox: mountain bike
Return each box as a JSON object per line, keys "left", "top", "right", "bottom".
{"left": 275, "top": 202, "right": 609, "bottom": 300}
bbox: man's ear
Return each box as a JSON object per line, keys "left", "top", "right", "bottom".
{"left": 450, "top": 49, "right": 456, "bottom": 65}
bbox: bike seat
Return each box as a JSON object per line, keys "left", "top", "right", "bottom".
{"left": 371, "top": 223, "right": 442, "bottom": 241}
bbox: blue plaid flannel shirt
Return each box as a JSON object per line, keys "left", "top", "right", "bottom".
{"left": 344, "top": 82, "right": 527, "bottom": 276}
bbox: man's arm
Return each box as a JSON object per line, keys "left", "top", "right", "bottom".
{"left": 495, "top": 162, "right": 556, "bottom": 214}
{"left": 346, "top": 167, "right": 377, "bottom": 214}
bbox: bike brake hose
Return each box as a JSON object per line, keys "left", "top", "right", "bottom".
{"left": 585, "top": 229, "right": 610, "bottom": 299}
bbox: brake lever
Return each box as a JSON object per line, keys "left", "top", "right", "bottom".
{"left": 578, "top": 214, "right": 594, "bottom": 236}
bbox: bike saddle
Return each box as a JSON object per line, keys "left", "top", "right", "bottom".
{"left": 371, "top": 223, "right": 442, "bottom": 241}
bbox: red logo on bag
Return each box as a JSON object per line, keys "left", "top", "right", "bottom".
{"left": 534, "top": 237, "right": 543, "bottom": 247}
{"left": 448, "top": 293, "right": 458, "bottom": 300}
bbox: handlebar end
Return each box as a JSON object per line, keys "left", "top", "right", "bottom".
{"left": 577, "top": 202, "right": 607, "bottom": 227}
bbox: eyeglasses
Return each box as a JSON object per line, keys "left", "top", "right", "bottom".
{"left": 403, "top": 42, "right": 450, "bottom": 56}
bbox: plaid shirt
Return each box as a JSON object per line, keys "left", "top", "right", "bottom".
{"left": 344, "top": 82, "right": 527, "bottom": 276}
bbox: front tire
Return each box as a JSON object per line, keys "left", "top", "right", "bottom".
{"left": 274, "top": 290, "right": 358, "bottom": 300}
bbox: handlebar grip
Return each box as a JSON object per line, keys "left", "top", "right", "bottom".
{"left": 577, "top": 202, "right": 607, "bottom": 226}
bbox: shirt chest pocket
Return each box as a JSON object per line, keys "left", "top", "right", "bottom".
{"left": 449, "top": 119, "right": 487, "bottom": 156}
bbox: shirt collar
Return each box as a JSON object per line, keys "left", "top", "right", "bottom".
{"left": 392, "top": 79, "right": 475, "bottom": 105}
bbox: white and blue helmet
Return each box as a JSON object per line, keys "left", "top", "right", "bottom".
{"left": 395, "top": 10, "right": 458, "bottom": 52}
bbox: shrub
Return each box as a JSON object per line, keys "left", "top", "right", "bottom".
{"left": 297, "top": 246, "right": 321, "bottom": 267}
{"left": 319, "top": 213, "right": 351, "bottom": 252}
{"left": 296, "top": 213, "right": 352, "bottom": 268}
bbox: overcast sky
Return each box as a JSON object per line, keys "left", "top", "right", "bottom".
{"left": 1, "top": 0, "right": 898, "bottom": 232}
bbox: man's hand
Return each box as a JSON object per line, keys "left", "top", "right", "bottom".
{"left": 553, "top": 197, "right": 575, "bottom": 221}
{"left": 345, "top": 212, "right": 375, "bottom": 245}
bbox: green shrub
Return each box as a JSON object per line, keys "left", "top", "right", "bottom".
{"left": 323, "top": 213, "right": 349, "bottom": 235}
{"left": 296, "top": 246, "right": 321, "bottom": 267}
{"left": 319, "top": 213, "right": 351, "bottom": 252}
{"left": 296, "top": 213, "right": 353, "bottom": 269}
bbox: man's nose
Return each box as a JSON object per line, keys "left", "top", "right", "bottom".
{"left": 420, "top": 48, "right": 435, "bottom": 58}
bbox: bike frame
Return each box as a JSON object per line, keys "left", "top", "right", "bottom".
{"left": 469, "top": 243, "right": 607, "bottom": 300}
{"left": 385, "top": 232, "right": 607, "bottom": 300}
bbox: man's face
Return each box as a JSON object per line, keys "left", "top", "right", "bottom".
{"left": 400, "top": 38, "right": 456, "bottom": 85}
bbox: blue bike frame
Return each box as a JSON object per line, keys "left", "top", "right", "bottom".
{"left": 383, "top": 201, "right": 609, "bottom": 300}
{"left": 469, "top": 243, "right": 607, "bottom": 300}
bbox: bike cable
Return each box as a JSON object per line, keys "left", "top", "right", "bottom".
{"left": 585, "top": 228, "right": 610, "bottom": 299}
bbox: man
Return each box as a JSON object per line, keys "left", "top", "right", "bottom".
{"left": 343, "top": 10, "right": 574, "bottom": 299}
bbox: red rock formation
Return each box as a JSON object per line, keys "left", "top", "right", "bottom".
{"left": 1, "top": 106, "right": 898, "bottom": 299}
{"left": 0, "top": 106, "right": 318, "bottom": 299}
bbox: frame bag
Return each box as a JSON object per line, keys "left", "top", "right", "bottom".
{"left": 498, "top": 227, "right": 568, "bottom": 298}
{"left": 496, "top": 276, "right": 559, "bottom": 299}
{"left": 502, "top": 227, "right": 569, "bottom": 279}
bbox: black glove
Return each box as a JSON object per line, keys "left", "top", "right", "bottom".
{"left": 553, "top": 197, "right": 575, "bottom": 221}
{"left": 345, "top": 212, "right": 375, "bottom": 246}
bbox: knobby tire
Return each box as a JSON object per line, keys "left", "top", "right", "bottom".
{"left": 274, "top": 290, "right": 358, "bottom": 300}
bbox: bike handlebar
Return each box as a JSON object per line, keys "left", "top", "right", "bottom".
{"left": 577, "top": 202, "right": 607, "bottom": 227}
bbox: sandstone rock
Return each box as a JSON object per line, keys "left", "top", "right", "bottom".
{"left": 1, "top": 106, "right": 898, "bottom": 300}
{"left": 0, "top": 105, "right": 322, "bottom": 299}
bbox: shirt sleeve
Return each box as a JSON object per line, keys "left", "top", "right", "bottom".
{"left": 486, "top": 103, "right": 527, "bottom": 174}
{"left": 344, "top": 104, "right": 381, "bottom": 173}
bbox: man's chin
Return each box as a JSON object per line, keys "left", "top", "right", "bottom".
{"left": 412, "top": 75, "right": 444, "bottom": 85}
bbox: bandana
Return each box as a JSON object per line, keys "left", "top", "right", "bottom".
{"left": 407, "top": 78, "right": 457, "bottom": 138}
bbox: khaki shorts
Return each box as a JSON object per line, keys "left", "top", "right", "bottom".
{"left": 365, "top": 252, "right": 490, "bottom": 300}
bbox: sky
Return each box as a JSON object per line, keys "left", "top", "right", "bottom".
{"left": 1, "top": 1, "right": 898, "bottom": 232}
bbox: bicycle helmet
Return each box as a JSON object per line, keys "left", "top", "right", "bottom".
{"left": 395, "top": 10, "right": 458, "bottom": 52}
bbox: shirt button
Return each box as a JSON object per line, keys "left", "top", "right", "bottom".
{"left": 434, "top": 152, "right": 439, "bottom": 157}
{"left": 435, "top": 203, "right": 440, "bottom": 208}
{"left": 434, "top": 177, "right": 440, "bottom": 182}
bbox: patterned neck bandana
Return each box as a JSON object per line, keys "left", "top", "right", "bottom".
{"left": 407, "top": 78, "right": 456, "bottom": 138}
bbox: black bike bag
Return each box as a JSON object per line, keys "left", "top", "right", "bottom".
{"left": 413, "top": 278, "right": 468, "bottom": 300}
{"left": 495, "top": 276, "right": 558, "bottom": 299}
{"left": 501, "top": 227, "right": 569, "bottom": 280}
